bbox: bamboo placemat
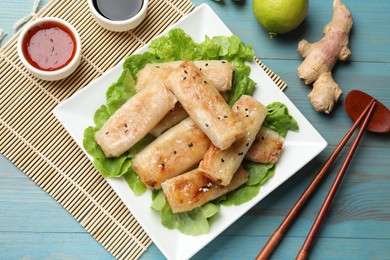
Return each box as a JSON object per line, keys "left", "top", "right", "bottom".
{"left": 0, "top": 0, "right": 287, "bottom": 259}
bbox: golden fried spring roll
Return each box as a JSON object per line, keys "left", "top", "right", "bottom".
{"left": 161, "top": 166, "right": 249, "bottom": 213}
{"left": 149, "top": 103, "right": 188, "bottom": 136}
{"left": 199, "top": 95, "right": 267, "bottom": 186}
{"left": 132, "top": 118, "right": 211, "bottom": 189}
{"left": 149, "top": 90, "right": 230, "bottom": 137}
{"left": 95, "top": 81, "right": 176, "bottom": 157}
{"left": 136, "top": 60, "right": 233, "bottom": 92}
{"left": 245, "top": 127, "right": 285, "bottom": 164}
{"left": 166, "top": 61, "right": 243, "bottom": 150}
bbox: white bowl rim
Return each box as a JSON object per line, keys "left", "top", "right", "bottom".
{"left": 87, "top": 0, "right": 149, "bottom": 26}
{"left": 17, "top": 17, "right": 82, "bottom": 78}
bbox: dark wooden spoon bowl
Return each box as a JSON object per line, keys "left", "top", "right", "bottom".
{"left": 345, "top": 90, "right": 390, "bottom": 133}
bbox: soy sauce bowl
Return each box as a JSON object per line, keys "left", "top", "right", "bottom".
{"left": 87, "top": 0, "right": 149, "bottom": 32}
{"left": 17, "top": 17, "right": 82, "bottom": 81}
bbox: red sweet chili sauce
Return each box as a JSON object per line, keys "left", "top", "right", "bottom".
{"left": 22, "top": 21, "right": 77, "bottom": 71}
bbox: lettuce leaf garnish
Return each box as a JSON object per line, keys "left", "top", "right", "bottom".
{"left": 152, "top": 102, "right": 298, "bottom": 235}
{"left": 151, "top": 189, "right": 220, "bottom": 235}
{"left": 83, "top": 28, "right": 299, "bottom": 235}
{"left": 263, "top": 102, "right": 299, "bottom": 138}
{"left": 84, "top": 28, "right": 255, "bottom": 191}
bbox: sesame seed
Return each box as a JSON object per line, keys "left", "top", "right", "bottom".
{"left": 199, "top": 183, "right": 212, "bottom": 192}
{"left": 188, "top": 143, "right": 193, "bottom": 148}
{"left": 221, "top": 158, "right": 225, "bottom": 163}
{"left": 184, "top": 70, "right": 188, "bottom": 74}
{"left": 204, "top": 80, "right": 207, "bottom": 84}
{"left": 223, "top": 115, "right": 228, "bottom": 118}
{"left": 205, "top": 123, "right": 209, "bottom": 127}
{"left": 174, "top": 150, "right": 177, "bottom": 155}
{"left": 105, "top": 132, "right": 109, "bottom": 135}
{"left": 221, "top": 61, "right": 226, "bottom": 63}
{"left": 183, "top": 77, "right": 187, "bottom": 80}
{"left": 238, "top": 152, "right": 244, "bottom": 156}
{"left": 205, "top": 63, "right": 209, "bottom": 66}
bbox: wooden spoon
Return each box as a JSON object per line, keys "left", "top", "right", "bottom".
{"left": 345, "top": 90, "right": 390, "bottom": 133}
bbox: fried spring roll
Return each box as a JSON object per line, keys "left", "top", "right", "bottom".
{"left": 95, "top": 81, "right": 176, "bottom": 157}
{"left": 132, "top": 118, "right": 211, "bottom": 189}
{"left": 245, "top": 127, "right": 285, "bottom": 164}
{"left": 199, "top": 95, "right": 267, "bottom": 186}
{"left": 149, "top": 91, "right": 230, "bottom": 137}
{"left": 161, "top": 166, "right": 249, "bottom": 213}
{"left": 166, "top": 61, "right": 243, "bottom": 150}
{"left": 149, "top": 103, "right": 188, "bottom": 136}
{"left": 136, "top": 60, "right": 233, "bottom": 92}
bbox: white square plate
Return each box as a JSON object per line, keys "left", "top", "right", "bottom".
{"left": 53, "top": 4, "right": 327, "bottom": 260}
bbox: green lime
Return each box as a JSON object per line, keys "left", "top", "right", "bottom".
{"left": 253, "top": 0, "right": 309, "bottom": 35}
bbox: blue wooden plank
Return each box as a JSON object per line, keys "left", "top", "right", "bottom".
{"left": 0, "top": 232, "right": 113, "bottom": 259}
{"left": 0, "top": 155, "right": 114, "bottom": 259}
{"left": 0, "top": 157, "right": 87, "bottom": 233}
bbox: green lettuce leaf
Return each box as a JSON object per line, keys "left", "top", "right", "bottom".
{"left": 150, "top": 189, "right": 167, "bottom": 211}
{"left": 263, "top": 102, "right": 299, "bottom": 137}
{"left": 123, "top": 167, "right": 147, "bottom": 196}
{"left": 220, "top": 162, "right": 275, "bottom": 206}
{"left": 152, "top": 189, "right": 220, "bottom": 235}
{"left": 106, "top": 68, "right": 136, "bottom": 114}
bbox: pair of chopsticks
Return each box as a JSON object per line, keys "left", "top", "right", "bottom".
{"left": 256, "top": 99, "right": 377, "bottom": 260}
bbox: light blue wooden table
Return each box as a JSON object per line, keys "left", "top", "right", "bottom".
{"left": 1, "top": 0, "right": 389, "bottom": 259}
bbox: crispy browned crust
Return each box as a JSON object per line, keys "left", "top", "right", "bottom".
{"left": 132, "top": 118, "right": 210, "bottom": 189}
{"left": 199, "top": 95, "right": 267, "bottom": 186}
{"left": 245, "top": 127, "right": 285, "bottom": 164}
{"left": 166, "top": 61, "right": 243, "bottom": 150}
{"left": 95, "top": 81, "right": 176, "bottom": 157}
{"left": 161, "top": 166, "right": 249, "bottom": 213}
{"left": 136, "top": 60, "right": 233, "bottom": 92}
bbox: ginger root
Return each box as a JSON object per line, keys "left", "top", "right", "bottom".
{"left": 297, "top": 0, "right": 353, "bottom": 113}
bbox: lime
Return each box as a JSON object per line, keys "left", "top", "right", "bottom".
{"left": 253, "top": 0, "right": 309, "bottom": 35}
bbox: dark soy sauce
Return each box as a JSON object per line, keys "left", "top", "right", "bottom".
{"left": 93, "top": 0, "right": 143, "bottom": 21}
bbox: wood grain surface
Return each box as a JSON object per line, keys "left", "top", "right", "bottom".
{"left": 1, "top": 0, "right": 389, "bottom": 259}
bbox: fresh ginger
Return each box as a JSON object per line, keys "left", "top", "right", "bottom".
{"left": 297, "top": 0, "right": 353, "bottom": 113}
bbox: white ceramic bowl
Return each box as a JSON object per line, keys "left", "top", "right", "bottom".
{"left": 17, "top": 17, "right": 82, "bottom": 81}
{"left": 87, "top": 0, "right": 149, "bottom": 32}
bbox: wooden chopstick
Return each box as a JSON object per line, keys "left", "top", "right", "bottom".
{"left": 256, "top": 99, "right": 376, "bottom": 260}
{"left": 296, "top": 100, "right": 377, "bottom": 259}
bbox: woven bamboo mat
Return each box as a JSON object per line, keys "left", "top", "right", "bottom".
{"left": 0, "top": 0, "right": 287, "bottom": 259}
